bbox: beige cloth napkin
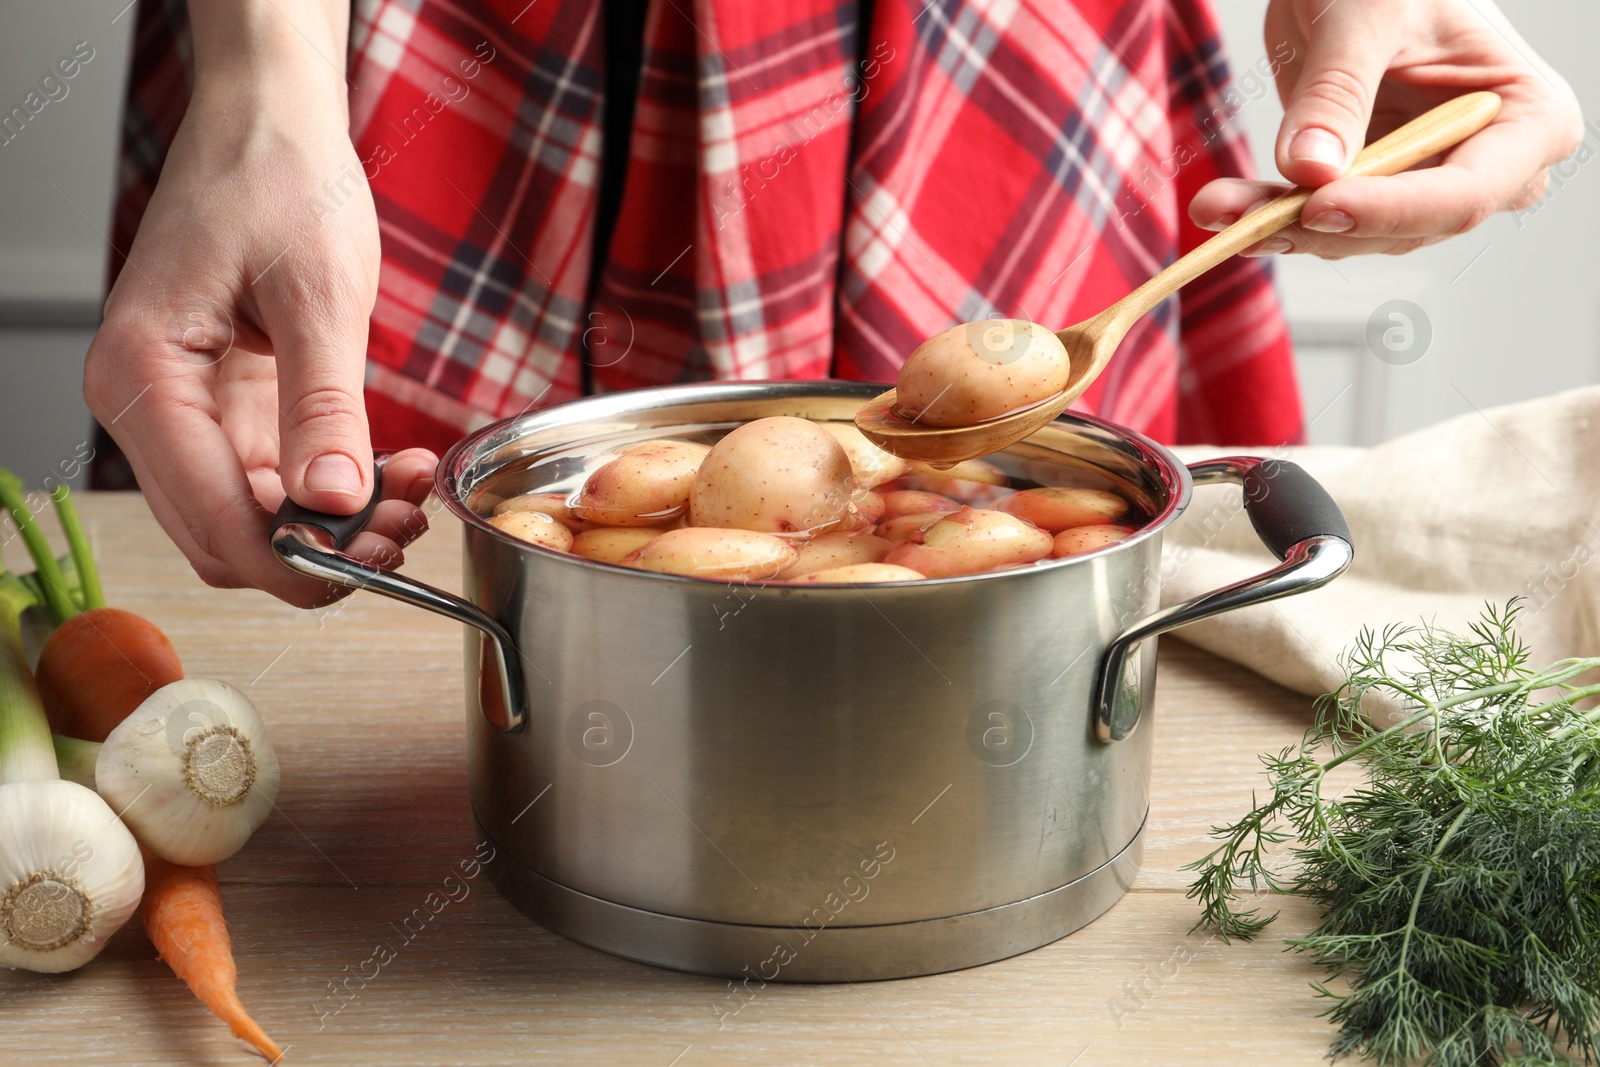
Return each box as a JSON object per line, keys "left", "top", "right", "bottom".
{"left": 1161, "top": 384, "right": 1600, "bottom": 698}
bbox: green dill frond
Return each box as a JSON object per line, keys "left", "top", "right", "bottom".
{"left": 1190, "top": 600, "right": 1600, "bottom": 1065}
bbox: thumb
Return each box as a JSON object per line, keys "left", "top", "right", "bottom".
{"left": 259, "top": 275, "right": 375, "bottom": 515}
{"left": 1274, "top": 3, "right": 1396, "bottom": 186}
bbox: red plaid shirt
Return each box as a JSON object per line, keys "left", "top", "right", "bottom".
{"left": 109, "top": 0, "right": 1302, "bottom": 458}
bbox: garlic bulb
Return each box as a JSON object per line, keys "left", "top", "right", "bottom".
{"left": 95, "top": 678, "right": 280, "bottom": 867}
{"left": 0, "top": 779, "right": 144, "bottom": 973}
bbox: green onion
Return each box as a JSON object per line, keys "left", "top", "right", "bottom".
{"left": 0, "top": 543, "right": 29, "bottom": 653}
{"left": 48, "top": 486, "right": 102, "bottom": 612}
{"left": 0, "top": 470, "right": 76, "bottom": 625}
{"left": 14, "top": 553, "right": 84, "bottom": 616}
{"left": 51, "top": 733, "right": 99, "bottom": 790}
{"left": 0, "top": 550, "right": 143, "bottom": 974}
{"left": 0, "top": 610, "right": 56, "bottom": 784}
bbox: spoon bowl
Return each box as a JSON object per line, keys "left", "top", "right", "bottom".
{"left": 856, "top": 91, "right": 1504, "bottom": 464}
{"left": 855, "top": 314, "right": 1118, "bottom": 464}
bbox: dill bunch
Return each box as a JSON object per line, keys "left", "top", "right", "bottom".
{"left": 1187, "top": 602, "right": 1600, "bottom": 1066}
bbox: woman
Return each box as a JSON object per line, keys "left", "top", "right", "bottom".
{"left": 85, "top": 0, "right": 1581, "bottom": 606}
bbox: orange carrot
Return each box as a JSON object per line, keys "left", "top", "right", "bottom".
{"left": 142, "top": 849, "right": 283, "bottom": 1062}
{"left": 37, "top": 608, "right": 184, "bottom": 741}
{"left": 0, "top": 475, "right": 185, "bottom": 741}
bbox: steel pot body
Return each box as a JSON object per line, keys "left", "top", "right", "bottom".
{"left": 272, "top": 381, "right": 1351, "bottom": 981}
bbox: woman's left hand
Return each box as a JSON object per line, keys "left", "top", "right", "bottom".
{"left": 1190, "top": 0, "right": 1584, "bottom": 258}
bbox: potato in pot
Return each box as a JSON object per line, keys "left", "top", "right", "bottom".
{"left": 628, "top": 528, "right": 798, "bottom": 581}
{"left": 689, "top": 417, "right": 855, "bottom": 535}
{"left": 488, "top": 510, "right": 575, "bottom": 553}
{"left": 885, "top": 507, "right": 1053, "bottom": 578}
{"left": 1001, "top": 487, "right": 1128, "bottom": 532}
{"left": 778, "top": 531, "right": 892, "bottom": 579}
{"left": 572, "top": 440, "right": 710, "bottom": 527}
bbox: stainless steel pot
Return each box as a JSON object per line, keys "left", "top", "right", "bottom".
{"left": 271, "top": 381, "right": 1351, "bottom": 981}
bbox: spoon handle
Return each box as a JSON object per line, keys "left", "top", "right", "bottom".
{"left": 1091, "top": 91, "right": 1503, "bottom": 337}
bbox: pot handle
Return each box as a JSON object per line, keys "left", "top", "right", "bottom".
{"left": 1092, "top": 456, "right": 1353, "bottom": 743}
{"left": 268, "top": 453, "right": 528, "bottom": 732}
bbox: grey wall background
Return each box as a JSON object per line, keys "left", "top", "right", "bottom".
{"left": 0, "top": 3, "right": 132, "bottom": 490}
{"left": 0, "top": 2, "right": 1594, "bottom": 488}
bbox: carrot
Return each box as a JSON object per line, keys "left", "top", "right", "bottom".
{"left": 0, "top": 476, "right": 179, "bottom": 737}
{"left": 3, "top": 476, "right": 282, "bottom": 1060}
{"left": 142, "top": 849, "right": 283, "bottom": 1063}
{"left": 35, "top": 608, "right": 184, "bottom": 741}
{"left": 3, "top": 479, "right": 184, "bottom": 739}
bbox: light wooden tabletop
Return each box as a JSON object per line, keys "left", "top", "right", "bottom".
{"left": 0, "top": 494, "right": 1336, "bottom": 1066}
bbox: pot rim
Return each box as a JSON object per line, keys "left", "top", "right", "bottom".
{"left": 435, "top": 380, "right": 1195, "bottom": 589}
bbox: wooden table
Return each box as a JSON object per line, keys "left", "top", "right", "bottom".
{"left": 1, "top": 494, "right": 1337, "bottom": 1066}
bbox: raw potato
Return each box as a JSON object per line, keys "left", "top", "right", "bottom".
{"left": 1001, "top": 487, "right": 1128, "bottom": 532}
{"left": 903, "top": 459, "right": 1010, "bottom": 487}
{"left": 572, "top": 526, "right": 669, "bottom": 564}
{"left": 885, "top": 507, "right": 1053, "bottom": 578}
{"left": 493, "top": 492, "right": 586, "bottom": 530}
{"left": 488, "top": 510, "right": 575, "bottom": 553}
{"left": 901, "top": 461, "right": 1012, "bottom": 509}
{"left": 690, "top": 417, "right": 855, "bottom": 535}
{"left": 895, "top": 319, "right": 1070, "bottom": 428}
{"left": 1052, "top": 524, "right": 1134, "bottom": 558}
{"left": 834, "top": 490, "right": 887, "bottom": 533}
{"left": 879, "top": 490, "right": 961, "bottom": 519}
{"left": 876, "top": 512, "right": 952, "bottom": 544}
{"left": 620, "top": 438, "right": 712, "bottom": 458}
{"left": 819, "top": 422, "right": 908, "bottom": 488}
{"left": 778, "top": 532, "right": 892, "bottom": 578}
{"left": 792, "top": 563, "right": 925, "bottom": 584}
{"left": 629, "top": 527, "right": 798, "bottom": 581}
{"left": 573, "top": 440, "right": 710, "bottom": 527}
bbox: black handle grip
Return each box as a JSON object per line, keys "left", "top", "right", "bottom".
{"left": 269, "top": 454, "right": 390, "bottom": 550}
{"left": 1241, "top": 459, "right": 1351, "bottom": 560}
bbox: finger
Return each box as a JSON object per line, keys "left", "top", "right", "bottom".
{"left": 356, "top": 450, "right": 436, "bottom": 551}
{"left": 111, "top": 429, "right": 249, "bottom": 590}
{"left": 105, "top": 362, "right": 351, "bottom": 608}
{"left": 86, "top": 333, "right": 251, "bottom": 590}
{"left": 213, "top": 349, "right": 282, "bottom": 473}
{"left": 122, "top": 421, "right": 422, "bottom": 604}
{"left": 381, "top": 447, "right": 438, "bottom": 507}
{"left": 1237, "top": 230, "right": 1437, "bottom": 259}
{"left": 1190, "top": 177, "right": 1437, "bottom": 256}
{"left": 364, "top": 498, "right": 430, "bottom": 551}
{"left": 246, "top": 465, "right": 287, "bottom": 512}
{"left": 243, "top": 442, "right": 431, "bottom": 521}
{"left": 1298, "top": 101, "right": 1582, "bottom": 239}
{"left": 345, "top": 531, "right": 405, "bottom": 571}
{"left": 1274, "top": 1, "right": 1397, "bottom": 186}
{"left": 253, "top": 250, "right": 376, "bottom": 516}
{"left": 1190, "top": 178, "right": 1294, "bottom": 230}
{"left": 214, "top": 355, "right": 288, "bottom": 511}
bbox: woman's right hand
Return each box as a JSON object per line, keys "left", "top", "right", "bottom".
{"left": 84, "top": 0, "right": 435, "bottom": 608}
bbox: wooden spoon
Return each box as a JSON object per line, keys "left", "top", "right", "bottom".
{"left": 855, "top": 91, "right": 1503, "bottom": 464}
